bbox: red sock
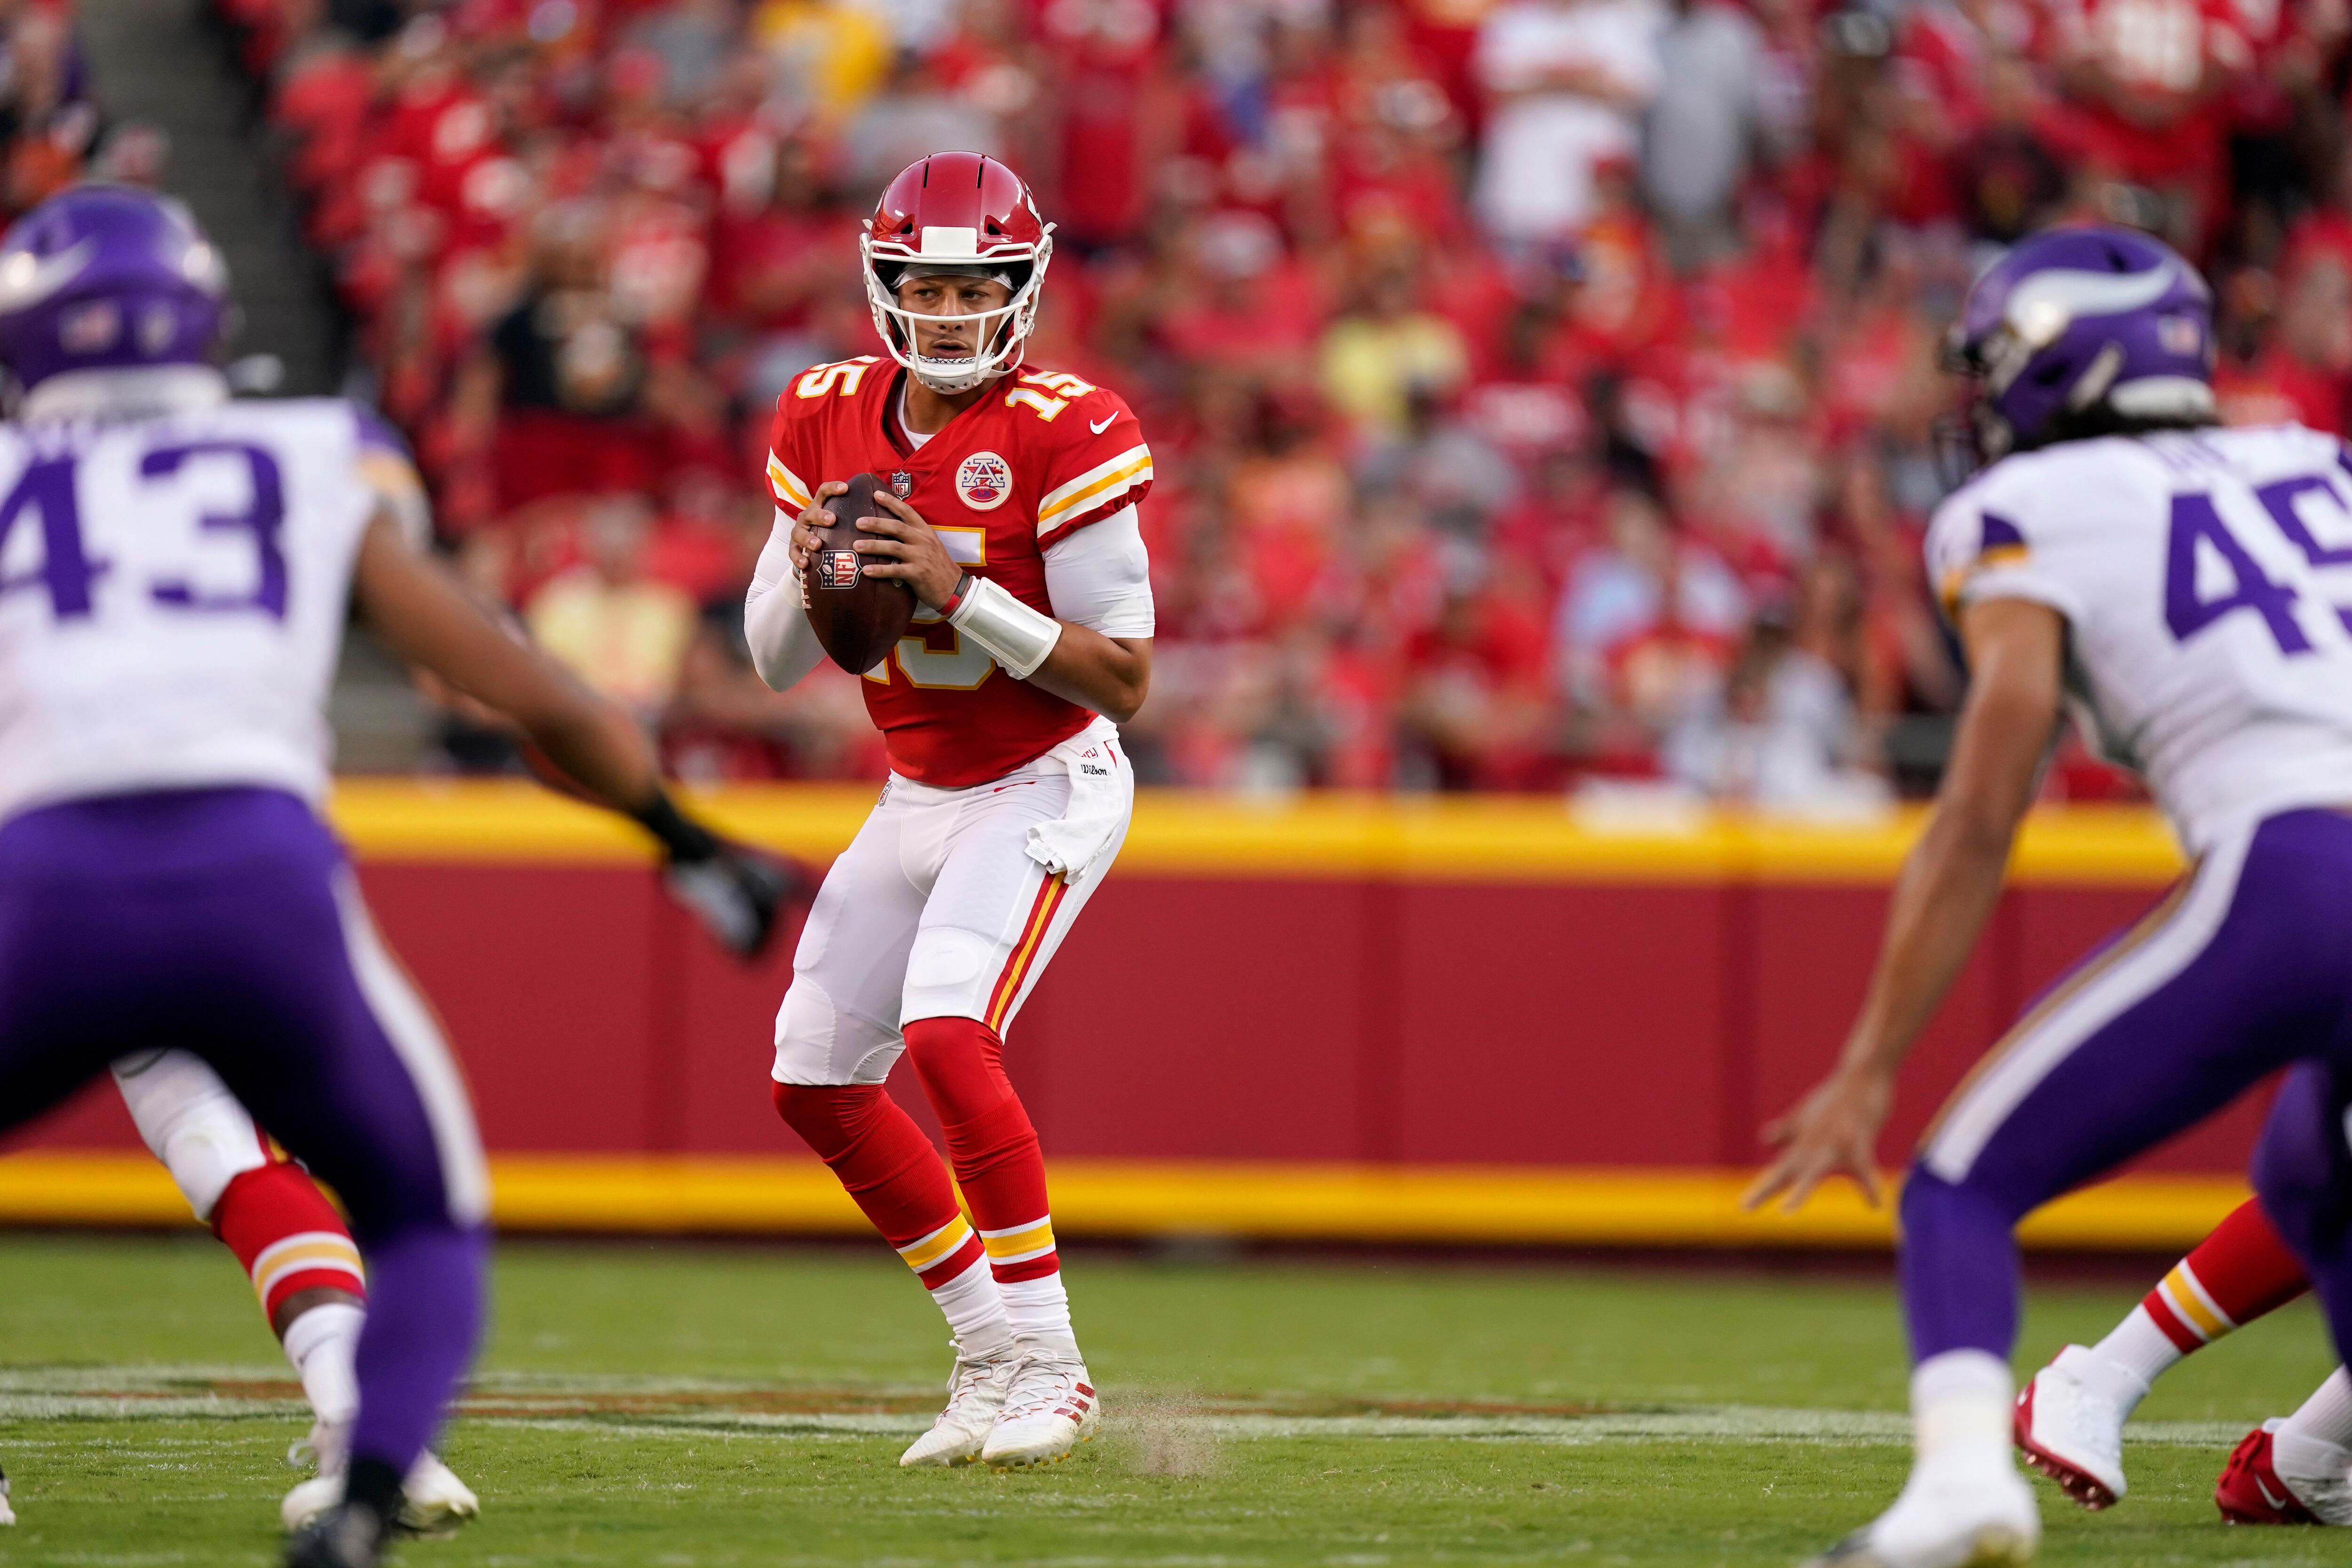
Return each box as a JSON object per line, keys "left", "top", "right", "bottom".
{"left": 2142, "top": 1197, "right": 2309, "bottom": 1352}
{"left": 209, "top": 1161, "right": 366, "bottom": 1320}
{"left": 770, "top": 1082, "right": 979, "bottom": 1285}
{"left": 904, "top": 1018, "right": 1058, "bottom": 1283}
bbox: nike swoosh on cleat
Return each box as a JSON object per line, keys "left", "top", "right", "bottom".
{"left": 2257, "top": 1477, "right": 2291, "bottom": 1511}
{"left": 1089, "top": 414, "right": 1115, "bottom": 433}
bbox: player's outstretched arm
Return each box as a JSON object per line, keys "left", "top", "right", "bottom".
{"left": 350, "top": 513, "right": 797, "bottom": 955}
{"left": 1746, "top": 598, "right": 2065, "bottom": 1212}
{"left": 352, "top": 513, "right": 663, "bottom": 810}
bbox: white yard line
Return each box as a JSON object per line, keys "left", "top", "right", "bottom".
{"left": 0, "top": 1368, "right": 2258, "bottom": 1448}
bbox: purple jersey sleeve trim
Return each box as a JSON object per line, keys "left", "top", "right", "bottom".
{"left": 351, "top": 403, "right": 412, "bottom": 462}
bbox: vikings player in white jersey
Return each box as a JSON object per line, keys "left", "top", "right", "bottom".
{"left": 1751, "top": 225, "right": 2352, "bottom": 1568}
{"left": 0, "top": 185, "right": 790, "bottom": 1568}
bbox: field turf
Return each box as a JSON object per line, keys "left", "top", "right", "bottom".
{"left": 0, "top": 1233, "right": 2344, "bottom": 1566}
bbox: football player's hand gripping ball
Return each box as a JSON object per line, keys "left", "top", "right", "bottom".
{"left": 849, "top": 491, "right": 963, "bottom": 608}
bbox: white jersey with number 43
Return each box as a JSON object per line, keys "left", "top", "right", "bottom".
{"left": 0, "top": 398, "right": 420, "bottom": 823}
{"left": 1929, "top": 423, "right": 2352, "bottom": 852}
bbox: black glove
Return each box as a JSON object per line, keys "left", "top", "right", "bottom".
{"left": 632, "top": 792, "right": 804, "bottom": 959}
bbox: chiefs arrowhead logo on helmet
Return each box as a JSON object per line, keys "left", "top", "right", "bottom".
{"left": 859, "top": 152, "right": 1054, "bottom": 396}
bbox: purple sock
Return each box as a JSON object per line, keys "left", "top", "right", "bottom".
{"left": 348, "top": 1226, "right": 486, "bottom": 1474}
{"left": 1899, "top": 1169, "right": 2023, "bottom": 1363}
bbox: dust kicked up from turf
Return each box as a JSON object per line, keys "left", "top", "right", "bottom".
{"left": 1104, "top": 1387, "right": 1222, "bottom": 1477}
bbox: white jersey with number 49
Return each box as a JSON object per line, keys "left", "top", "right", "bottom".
{"left": 0, "top": 395, "right": 420, "bottom": 824}
{"left": 1929, "top": 423, "right": 2352, "bottom": 852}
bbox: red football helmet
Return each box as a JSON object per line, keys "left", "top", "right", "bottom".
{"left": 861, "top": 151, "right": 1054, "bottom": 395}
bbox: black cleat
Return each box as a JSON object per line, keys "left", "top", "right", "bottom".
{"left": 285, "top": 1457, "right": 401, "bottom": 1568}
{"left": 284, "top": 1502, "right": 389, "bottom": 1568}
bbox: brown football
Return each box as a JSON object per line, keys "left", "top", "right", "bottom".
{"left": 803, "top": 472, "right": 916, "bottom": 675}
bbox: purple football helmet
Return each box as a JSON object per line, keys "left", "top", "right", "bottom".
{"left": 0, "top": 183, "right": 228, "bottom": 393}
{"left": 1946, "top": 226, "right": 2215, "bottom": 461}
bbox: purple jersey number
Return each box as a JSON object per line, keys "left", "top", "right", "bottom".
{"left": 0, "top": 455, "right": 104, "bottom": 617}
{"left": 2164, "top": 493, "right": 2312, "bottom": 653}
{"left": 2165, "top": 462, "right": 2352, "bottom": 652}
{"left": 142, "top": 443, "right": 287, "bottom": 619}
{"left": 0, "top": 440, "right": 288, "bottom": 622}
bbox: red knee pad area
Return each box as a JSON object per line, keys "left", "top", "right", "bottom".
{"left": 770, "top": 1082, "right": 963, "bottom": 1253}
{"left": 209, "top": 1162, "right": 365, "bottom": 1318}
{"left": 903, "top": 1018, "right": 1017, "bottom": 1124}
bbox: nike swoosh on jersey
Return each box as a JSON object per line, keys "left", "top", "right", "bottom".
{"left": 1089, "top": 414, "right": 1115, "bottom": 434}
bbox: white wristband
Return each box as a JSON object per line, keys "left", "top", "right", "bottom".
{"left": 948, "top": 575, "right": 1063, "bottom": 680}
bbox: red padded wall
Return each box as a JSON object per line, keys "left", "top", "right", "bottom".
{"left": 6, "top": 860, "right": 2269, "bottom": 1176}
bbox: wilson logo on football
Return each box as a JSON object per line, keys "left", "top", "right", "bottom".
{"left": 814, "top": 548, "right": 861, "bottom": 589}
{"left": 955, "top": 451, "right": 1012, "bottom": 511}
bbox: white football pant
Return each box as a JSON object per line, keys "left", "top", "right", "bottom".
{"left": 772, "top": 727, "right": 1135, "bottom": 1087}
{"left": 111, "top": 1048, "right": 272, "bottom": 1222}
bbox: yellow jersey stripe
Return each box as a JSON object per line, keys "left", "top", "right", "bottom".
{"left": 1037, "top": 446, "right": 1152, "bottom": 528}
{"left": 768, "top": 455, "right": 812, "bottom": 512}
{"left": 1037, "top": 456, "right": 1152, "bottom": 529}
{"left": 1937, "top": 544, "right": 2032, "bottom": 616}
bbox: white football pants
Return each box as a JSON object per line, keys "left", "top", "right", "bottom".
{"left": 771, "top": 724, "right": 1135, "bottom": 1087}
{"left": 111, "top": 1048, "right": 272, "bottom": 1221}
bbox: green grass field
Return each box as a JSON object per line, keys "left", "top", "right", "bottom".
{"left": 0, "top": 1233, "right": 2344, "bottom": 1566}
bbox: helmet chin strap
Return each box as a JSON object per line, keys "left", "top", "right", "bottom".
{"left": 908, "top": 359, "right": 998, "bottom": 395}
{"left": 898, "top": 296, "right": 1022, "bottom": 394}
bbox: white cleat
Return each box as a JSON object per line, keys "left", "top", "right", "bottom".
{"left": 281, "top": 1425, "right": 480, "bottom": 1537}
{"left": 1804, "top": 1455, "right": 2041, "bottom": 1568}
{"left": 980, "top": 1336, "right": 1101, "bottom": 1471}
{"left": 2013, "top": 1345, "right": 2139, "bottom": 1510}
{"left": 899, "top": 1340, "right": 1020, "bottom": 1468}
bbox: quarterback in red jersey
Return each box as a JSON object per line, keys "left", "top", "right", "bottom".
{"left": 744, "top": 152, "right": 1153, "bottom": 1471}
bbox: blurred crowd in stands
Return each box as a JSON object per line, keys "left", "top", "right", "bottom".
{"left": 13, "top": 0, "right": 2352, "bottom": 797}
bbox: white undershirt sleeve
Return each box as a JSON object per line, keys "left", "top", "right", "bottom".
{"left": 1041, "top": 505, "right": 1154, "bottom": 638}
{"left": 744, "top": 508, "right": 827, "bottom": 692}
